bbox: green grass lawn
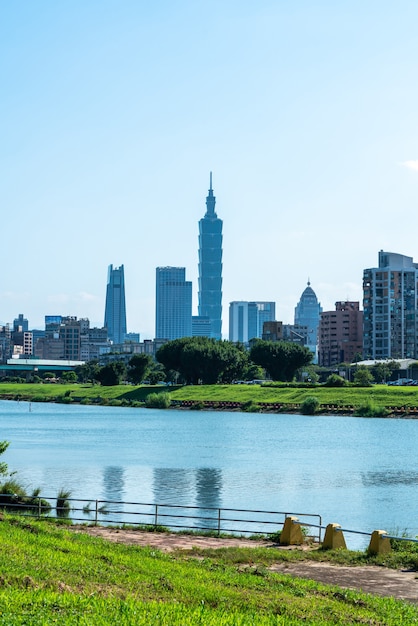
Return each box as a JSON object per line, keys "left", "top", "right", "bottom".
{"left": 0, "top": 515, "right": 416, "bottom": 625}
{"left": 1, "top": 382, "right": 418, "bottom": 412}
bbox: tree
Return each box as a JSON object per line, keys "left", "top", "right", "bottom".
{"left": 75, "top": 362, "right": 101, "bottom": 383}
{"left": 353, "top": 366, "right": 374, "bottom": 387}
{"left": 371, "top": 361, "right": 398, "bottom": 384}
{"left": 60, "top": 371, "right": 77, "bottom": 383}
{"left": 249, "top": 340, "right": 313, "bottom": 382}
{"left": 96, "top": 362, "right": 127, "bottom": 386}
{"left": 127, "top": 354, "right": 153, "bottom": 385}
{"left": 148, "top": 363, "right": 166, "bottom": 385}
{"left": 156, "top": 337, "right": 249, "bottom": 384}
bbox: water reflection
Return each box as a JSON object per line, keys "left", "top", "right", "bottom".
{"left": 361, "top": 470, "right": 418, "bottom": 486}
{"left": 153, "top": 468, "right": 194, "bottom": 504}
{"left": 102, "top": 466, "right": 125, "bottom": 521}
{"left": 195, "top": 468, "right": 223, "bottom": 529}
{"left": 152, "top": 467, "right": 223, "bottom": 531}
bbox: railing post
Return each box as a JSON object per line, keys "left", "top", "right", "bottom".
{"left": 368, "top": 530, "right": 391, "bottom": 556}
{"left": 322, "top": 523, "right": 347, "bottom": 550}
{"left": 154, "top": 504, "right": 158, "bottom": 528}
{"left": 280, "top": 516, "right": 304, "bottom": 545}
{"left": 95, "top": 500, "right": 98, "bottom": 525}
{"left": 217, "top": 508, "right": 221, "bottom": 536}
{"left": 38, "top": 496, "right": 41, "bottom": 518}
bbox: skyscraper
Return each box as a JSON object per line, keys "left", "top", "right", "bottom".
{"left": 229, "top": 301, "right": 276, "bottom": 343}
{"left": 104, "top": 264, "right": 127, "bottom": 345}
{"left": 155, "top": 267, "right": 192, "bottom": 340}
{"left": 198, "top": 173, "right": 223, "bottom": 340}
{"left": 363, "top": 250, "right": 418, "bottom": 359}
{"left": 294, "top": 281, "right": 322, "bottom": 360}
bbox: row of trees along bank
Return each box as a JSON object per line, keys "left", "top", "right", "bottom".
{"left": 70, "top": 338, "right": 313, "bottom": 386}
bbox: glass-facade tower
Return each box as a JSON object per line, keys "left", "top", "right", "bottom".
{"left": 155, "top": 267, "right": 192, "bottom": 340}
{"left": 104, "top": 264, "right": 127, "bottom": 344}
{"left": 198, "top": 173, "right": 223, "bottom": 339}
{"left": 294, "top": 281, "right": 322, "bottom": 360}
{"left": 229, "top": 301, "right": 276, "bottom": 344}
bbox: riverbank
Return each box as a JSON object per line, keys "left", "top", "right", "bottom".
{"left": 1, "top": 515, "right": 417, "bottom": 624}
{"left": 2, "top": 381, "right": 418, "bottom": 416}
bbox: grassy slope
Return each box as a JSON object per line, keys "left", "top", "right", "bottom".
{"left": 2, "top": 382, "right": 418, "bottom": 409}
{"left": 0, "top": 515, "right": 416, "bottom": 625}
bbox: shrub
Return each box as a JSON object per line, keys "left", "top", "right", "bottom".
{"left": 300, "top": 396, "right": 320, "bottom": 415}
{"left": 57, "top": 395, "right": 73, "bottom": 404}
{"left": 353, "top": 366, "right": 374, "bottom": 387}
{"left": 242, "top": 400, "right": 260, "bottom": 413}
{"left": 324, "top": 374, "right": 346, "bottom": 387}
{"left": 108, "top": 399, "right": 123, "bottom": 406}
{"left": 145, "top": 392, "right": 171, "bottom": 409}
{"left": 354, "top": 399, "right": 389, "bottom": 417}
{"left": 0, "top": 480, "right": 51, "bottom": 513}
{"left": 56, "top": 489, "right": 71, "bottom": 518}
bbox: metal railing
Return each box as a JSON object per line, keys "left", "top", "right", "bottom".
{"left": 0, "top": 494, "right": 322, "bottom": 542}
{"left": 3, "top": 494, "right": 418, "bottom": 548}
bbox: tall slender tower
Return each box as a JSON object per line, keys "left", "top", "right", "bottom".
{"left": 198, "top": 173, "right": 223, "bottom": 339}
{"left": 104, "top": 264, "right": 127, "bottom": 344}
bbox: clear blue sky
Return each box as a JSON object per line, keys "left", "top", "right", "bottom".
{"left": 1, "top": 1, "right": 418, "bottom": 338}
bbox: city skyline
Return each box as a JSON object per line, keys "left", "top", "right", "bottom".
{"left": 2, "top": 3, "right": 418, "bottom": 337}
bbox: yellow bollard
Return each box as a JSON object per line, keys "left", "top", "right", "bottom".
{"left": 368, "top": 530, "right": 391, "bottom": 556}
{"left": 322, "top": 523, "right": 347, "bottom": 550}
{"left": 280, "top": 516, "right": 304, "bottom": 545}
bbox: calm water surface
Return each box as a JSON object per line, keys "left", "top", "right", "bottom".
{"left": 1, "top": 400, "right": 417, "bottom": 548}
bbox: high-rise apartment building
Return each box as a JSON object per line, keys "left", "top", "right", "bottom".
{"left": 104, "top": 264, "right": 127, "bottom": 345}
{"left": 198, "top": 173, "right": 223, "bottom": 339}
{"left": 294, "top": 281, "right": 322, "bottom": 359}
{"left": 155, "top": 267, "right": 192, "bottom": 340}
{"left": 229, "top": 301, "right": 276, "bottom": 343}
{"left": 363, "top": 250, "right": 418, "bottom": 359}
{"left": 318, "top": 301, "right": 363, "bottom": 366}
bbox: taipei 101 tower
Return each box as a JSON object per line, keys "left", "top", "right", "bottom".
{"left": 198, "top": 172, "right": 223, "bottom": 339}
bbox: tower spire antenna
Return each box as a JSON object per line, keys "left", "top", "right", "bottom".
{"left": 210, "top": 171, "right": 212, "bottom": 191}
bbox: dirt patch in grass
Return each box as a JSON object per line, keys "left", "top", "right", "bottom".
{"left": 72, "top": 526, "right": 418, "bottom": 604}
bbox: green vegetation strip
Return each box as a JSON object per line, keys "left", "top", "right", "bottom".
{"left": 0, "top": 515, "right": 416, "bottom": 624}
{"left": 2, "top": 382, "right": 418, "bottom": 413}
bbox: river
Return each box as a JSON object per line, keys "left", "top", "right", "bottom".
{"left": 1, "top": 399, "right": 417, "bottom": 548}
